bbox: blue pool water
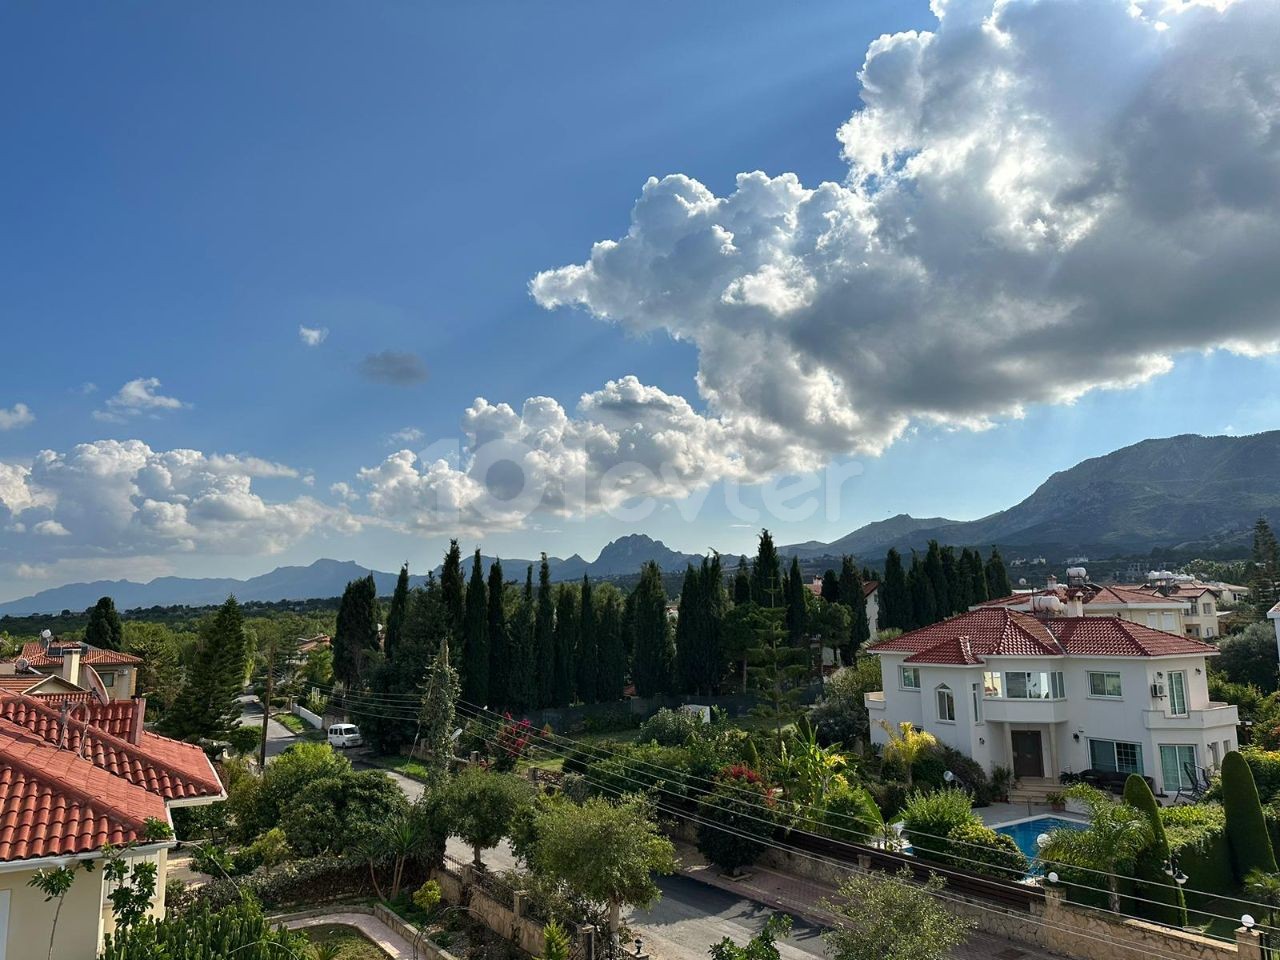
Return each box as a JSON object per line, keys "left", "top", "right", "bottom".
{"left": 995, "top": 816, "right": 1088, "bottom": 865}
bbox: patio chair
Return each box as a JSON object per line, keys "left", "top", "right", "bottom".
{"left": 1173, "top": 761, "right": 1211, "bottom": 804}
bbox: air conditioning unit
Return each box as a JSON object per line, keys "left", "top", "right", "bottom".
{"left": 1150, "top": 681, "right": 1166, "bottom": 698}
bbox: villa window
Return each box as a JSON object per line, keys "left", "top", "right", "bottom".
{"left": 99, "top": 672, "right": 115, "bottom": 688}
{"left": 936, "top": 684, "right": 955, "bottom": 723}
{"left": 971, "top": 683, "right": 983, "bottom": 723}
{"left": 982, "top": 671, "right": 1003, "bottom": 698}
{"left": 901, "top": 667, "right": 921, "bottom": 690}
{"left": 1168, "top": 671, "right": 1188, "bottom": 717}
{"left": 1201, "top": 602, "right": 1213, "bottom": 616}
{"left": 1088, "top": 671, "right": 1123, "bottom": 698}
{"left": 1090, "top": 738, "right": 1144, "bottom": 775}
{"left": 1000, "top": 671, "right": 1065, "bottom": 699}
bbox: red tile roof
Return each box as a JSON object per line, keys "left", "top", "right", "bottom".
{"left": 0, "top": 693, "right": 222, "bottom": 802}
{"left": 13, "top": 641, "right": 142, "bottom": 668}
{"left": 867, "top": 608, "right": 1218, "bottom": 663}
{"left": 0, "top": 723, "right": 168, "bottom": 863}
{"left": 1085, "top": 584, "right": 1182, "bottom": 606}
{"left": 1047, "top": 617, "right": 1220, "bottom": 657}
{"left": 1270, "top": 601, "right": 1280, "bottom": 618}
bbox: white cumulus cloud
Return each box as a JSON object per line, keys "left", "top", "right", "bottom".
{"left": 299, "top": 325, "right": 329, "bottom": 347}
{"left": 0, "top": 403, "right": 35, "bottom": 431}
{"left": 532, "top": 0, "right": 1280, "bottom": 458}
{"left": 93, "top": 378, "right": 188, "bottom": 423}
{"left": 0, "top": 440, "right": 358, "bottom": 567}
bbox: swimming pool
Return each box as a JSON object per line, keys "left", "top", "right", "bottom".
{"left": 994, "top": 815, "right": 1088, "bottom": 866}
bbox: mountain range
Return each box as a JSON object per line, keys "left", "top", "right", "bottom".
{"left": 3, "top": 431, "right": 1276, "bottom": 616}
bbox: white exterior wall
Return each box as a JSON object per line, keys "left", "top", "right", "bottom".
{"left": 1270, "top": 605, "right": 1280, "bottom": 662}
{"left": 865, "top": 588, "right": 880, "bottom": 637}
{"left": 867, "top": 652, "right": 1238, "bottom": 795}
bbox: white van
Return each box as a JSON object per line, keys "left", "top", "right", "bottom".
{"left": 327, "top": 723, "right": 363, "bottom": 748}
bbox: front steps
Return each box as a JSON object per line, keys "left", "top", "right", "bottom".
{"left": 1007, "top": 777, "right": 1060, "bottom": 804}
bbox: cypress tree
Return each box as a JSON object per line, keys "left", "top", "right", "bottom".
{"left": 487, "top": 559, "right": 508, "bottom": 707}
{"left": 967, "top": 548, "right": 989, "bottom": 604}
{"left": 785, "top": 556, "right": 807, "bottom": 646}
{"left": 576, "top": 576, "right": 598, "bottom": 704}
{"left": 842, "top": 558, "right": 871, "bottom": 657}
{"left": 85, "top": 596, "right": 124, "bottom": 651}
{"left": 880, "top": 549, "right": 909, "bottom": 631}
{"left": 1122, "top": 774, "right": 1187, "bottom": 926}
{"left": 334, "top": 575, "right": 380, "bottom": 686}
{"left": 1222, "top": 751, "right": 1279, "bottom": 881}
{"left": 940, "top": 545, "right": 961, "bottom": 614}
{"left": 985, "top": 547, "right": 1012, "bottom": 599}
{"left": 166, "top": 595, "right": 248, "bottom": 740}
{"left": 507, "top": 567, "right": 537, "bottom": 711}
{"left": 907, "top": 553, "right": 936, "bottom": 630}
{"left": 596, "top": 590, "right": 625, "bottom": 701}
{"left": 923, "top": 541, "right": 949, "bottom": 621}
{"left": 820, "top": 570, "right": 840, "bottom": 603}
{"left": 954, "top": 549, "right": 976, "bottom": 611}
{"left": 553, "top": 584, "right": 578, "bottom": 706}
{"left": 837, "top": 557, "right": 857, "bottom": 612}
{"left": 752, "top": 530, "right": 783, "bottom": 608}
{"left": 702, "top": 554, "right": 727, "bottom": 695}
{"left": 535, "top": 555, "right": 556, "bottom": 707}
{"left": 462, "top": 550, "right": 489, "bottom": 705}
{"left": 440, "top": 539, "right": 465, "bottom": 639}
{"left": 384, "top": 564, "right": 411, "bottom": 661}
{"left": 733, "top": 557, "right": 752, "bottom": 605}
{"left": 631, "top": 561, "right": 673, "bottom": 697}
{"left": 418, "top": 637, "right": 460, "bottom": 784}
{"left": 674, "top": 564, "right": 702, "bottom": 694}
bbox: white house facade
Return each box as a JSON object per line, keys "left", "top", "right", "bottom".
{"left": 865, "top": 608, "right": 1238, "bottom": 796}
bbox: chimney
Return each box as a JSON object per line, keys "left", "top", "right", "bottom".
{"left": 1045, "top": 574, "right": 1059, "bottom": 591}
{"left": 1066, "top": 595, "right": 1085, "bottom": 617}
{"left": 60, "top": 643, "right": 82, "bottom": 686}
{"left": 130, "top": 696, "right": 147, "bottom": 745}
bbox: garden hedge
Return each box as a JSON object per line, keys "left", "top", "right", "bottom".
{"left": 1122, "top": 774, "right": 1186, "bottom": 926}
{"left": 1221, "top": 751, "right": 1279, "bottom": 882}
{"left": 1162, "top": 803, "right": 1235, "bottom": 925}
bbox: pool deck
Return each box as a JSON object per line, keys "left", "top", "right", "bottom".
{"left": 977, "top": 801, "right": 1089, "bottom": 827}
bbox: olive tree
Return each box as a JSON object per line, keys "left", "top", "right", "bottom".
{"left": 821, "top": 868, "right": 974, "bottom": 960}
{"left": 444, "top": 767, "right": 533, "bottom": 868}
{"left": 530, "top": 796, "right": 676, "bottom": 937}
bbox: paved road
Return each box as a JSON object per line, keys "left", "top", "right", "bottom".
{"left": 351, "top": 752, "right": 426, "bottom": 801}
{"left": 236, "top": 695, "right": 298, "bottom": 759}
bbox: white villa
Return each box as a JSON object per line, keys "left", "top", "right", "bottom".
{"left": 865, "top": 607, "right": 1238, "bottom": 797}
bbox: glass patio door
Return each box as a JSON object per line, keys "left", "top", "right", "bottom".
{"left": 1160, "top": 744, "right": 1197, "bottom": 792}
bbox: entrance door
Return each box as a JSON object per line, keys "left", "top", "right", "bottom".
{"left": 1011, "top": 730, "right": 1044, "bottom": 778}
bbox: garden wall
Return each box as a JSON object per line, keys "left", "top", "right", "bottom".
{"left": 292, "top": 702, "right": 323, "bottom": 729}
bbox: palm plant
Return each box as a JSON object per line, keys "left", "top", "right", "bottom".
{"left": 1037, "top": 784, "right": 1152, "bottom": 911}
{"left": 1245, "top": 869, "right": 1280, "bottom": 942}
{"left": 877, "top": 720, "right": 938, "bottom": 789}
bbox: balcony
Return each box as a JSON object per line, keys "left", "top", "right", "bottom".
{"left": 981, "top": 697, "right": 1070, "bottom": 724}
{"left": 1143, "top": 701, "right": 1238, "bottom": 731}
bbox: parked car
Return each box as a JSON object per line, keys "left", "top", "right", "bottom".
{"left": 327, "top": 723, "right": 363, "bottom": 748}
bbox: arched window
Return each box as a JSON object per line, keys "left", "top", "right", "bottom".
{"left": 935, "top": 684, "right": 956, "bottom": 723}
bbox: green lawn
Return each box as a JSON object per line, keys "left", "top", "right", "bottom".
{"left": 365, "top": 753, "right": 436, "bottom": 782}
{"left": 273, "top": 712, "right": 309, "bottom": 735}
{"left": 302, "top": 923, "right": 391, "bottom": 959}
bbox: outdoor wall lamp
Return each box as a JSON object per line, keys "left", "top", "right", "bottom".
{"left": 1243, "top": 915, "right": 1256, "bottom": 930}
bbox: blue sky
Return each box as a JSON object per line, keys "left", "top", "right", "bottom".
{"left": 1, "top": 0, "right": 1278, "bottom": 595}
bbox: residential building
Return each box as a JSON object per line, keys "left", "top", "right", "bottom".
{"left": 976, "top": 569, "right": 1190, "bottom": 635}
{"left": 0, "top": 692, "right": 224, "bottom": 959}
{"left": 805, "top": 577, "right": 881, "bottom": 637}
{"left": 1, "top": 638, "right": 142, "bottom": 702}
{"left": 865, "top": 607, "right": 1237, "bottom": 797}
{"left": 1270, "top": 601, "right": 1280, "bottom": 661}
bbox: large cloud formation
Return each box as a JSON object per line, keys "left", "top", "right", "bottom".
{"left": 531, "top": 0, "right": 1280, "bottom": 457}
{"left": 0, "top": 440, "right": 350, "bottom": 570}
{"left": 356, "top": 377, "right": 750, "bottom": 534}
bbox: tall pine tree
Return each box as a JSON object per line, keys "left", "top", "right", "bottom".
{"left": 384, "top": 564, "right": 411, "bottom": 661}
{"left": 820, "top": 570, "right": 840, "bottom": 603}
{"left": 506, "top": 567, "right": 537, "bottom": 711}
{"left": 576, "top": 576, "right": 598, "bottom": 704}
{"left": 487, "top": 559, "right": 508, "bottom": 707}
{"left": 985, "top": 547, "right": 1012, "bottom": 599}
{"left": 840, "top": 556, "right": 872, "bottom": 658}
{"left": 333, "top": 575, "right": 380, "bottom": 687}
{"left": 166, "top": 595, "right": 248, "bottom": 741}
{"left": 535, "top": 555, "right": 556, "bottom": 707}
{"left": 923, "top": 541, "right": 949, "bottom": 622}
{"left": 462, "top": 550, "right": 489, "bottom": 705}
{"left": 631, "top": 561, "right": 673, "bottom": 697}
{"left": 674, "top": 564, "right": 703, "bottom": 694}
{"left": 1252, "top": 517, "right": 1280, "bottom": 608}
{"left": 965, "top": 548, "right": 989, "bottom": 604}
{"left": 440, "top": 540, "right": 466, "bottom": 639}
{"left": 880, "top": 549, "right": 909, "bottom": 631}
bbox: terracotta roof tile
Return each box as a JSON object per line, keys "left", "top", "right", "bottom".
{"left": 0, "top": 723, "right": 167, "bottom": 863}
{"left": 0, "top": 693, "right": 222, "bottom": 801}
{"left": 868, "top": 608, "right": 1217, "bottom": 663}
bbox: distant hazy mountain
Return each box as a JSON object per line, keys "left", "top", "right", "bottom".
{"left": 7, "top": 433, "right": 1276, "bottom": 616}
{"left": 0, "top": 535, "right": 704, "bottom": 616}
{"left": 782, "top": 431, "right": 1280, "bottom": 559}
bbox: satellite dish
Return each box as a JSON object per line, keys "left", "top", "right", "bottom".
{"left": 15, "top": 658, "right": 30, "bottom": 672}
{"left": 40, "top": 629, "right": 52, "bottom": 641}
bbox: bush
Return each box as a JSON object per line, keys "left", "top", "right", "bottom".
{"left": 1162, "top": 803, "right": 1235, "bottom": 922}
{"left": 900, "top": 789, "right": 977, "bottom": 864}
{"left": 638, "top": 708, "right": 708, "bottom": 747}
{"left": 696, "top": 770, "right": 778, "bottom": 876}
{"left": 1238, "top": 747, "right": 1280, "bottom": 804}
{"left": 188, "top": 854, "right": 433, "bottom": 913}
{"left": 867, "top": 780, "right": 909, "bottom": 821}
{"left": 102, "top": 893, "right": 309, "bottom": 960}
{"left": 942, "top": 821, "right": 1027, "bottom": 880}
{"left": 227, "top": 726, "right": 261, "bottom": 757}
{"left": 1222, "top": 751, "right": 1278, "bottom": 881}
{"left": 819, "top": 783, "right": 885, "bottom": 844}
{"left": 1122, "top": 774, "right": 1186, "bottom": 926}
{"left": 934, "top": 746, "right": 994, "bottom": 806}
{"left": 413, "top": 879, "right": 442, "bottom": 914}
